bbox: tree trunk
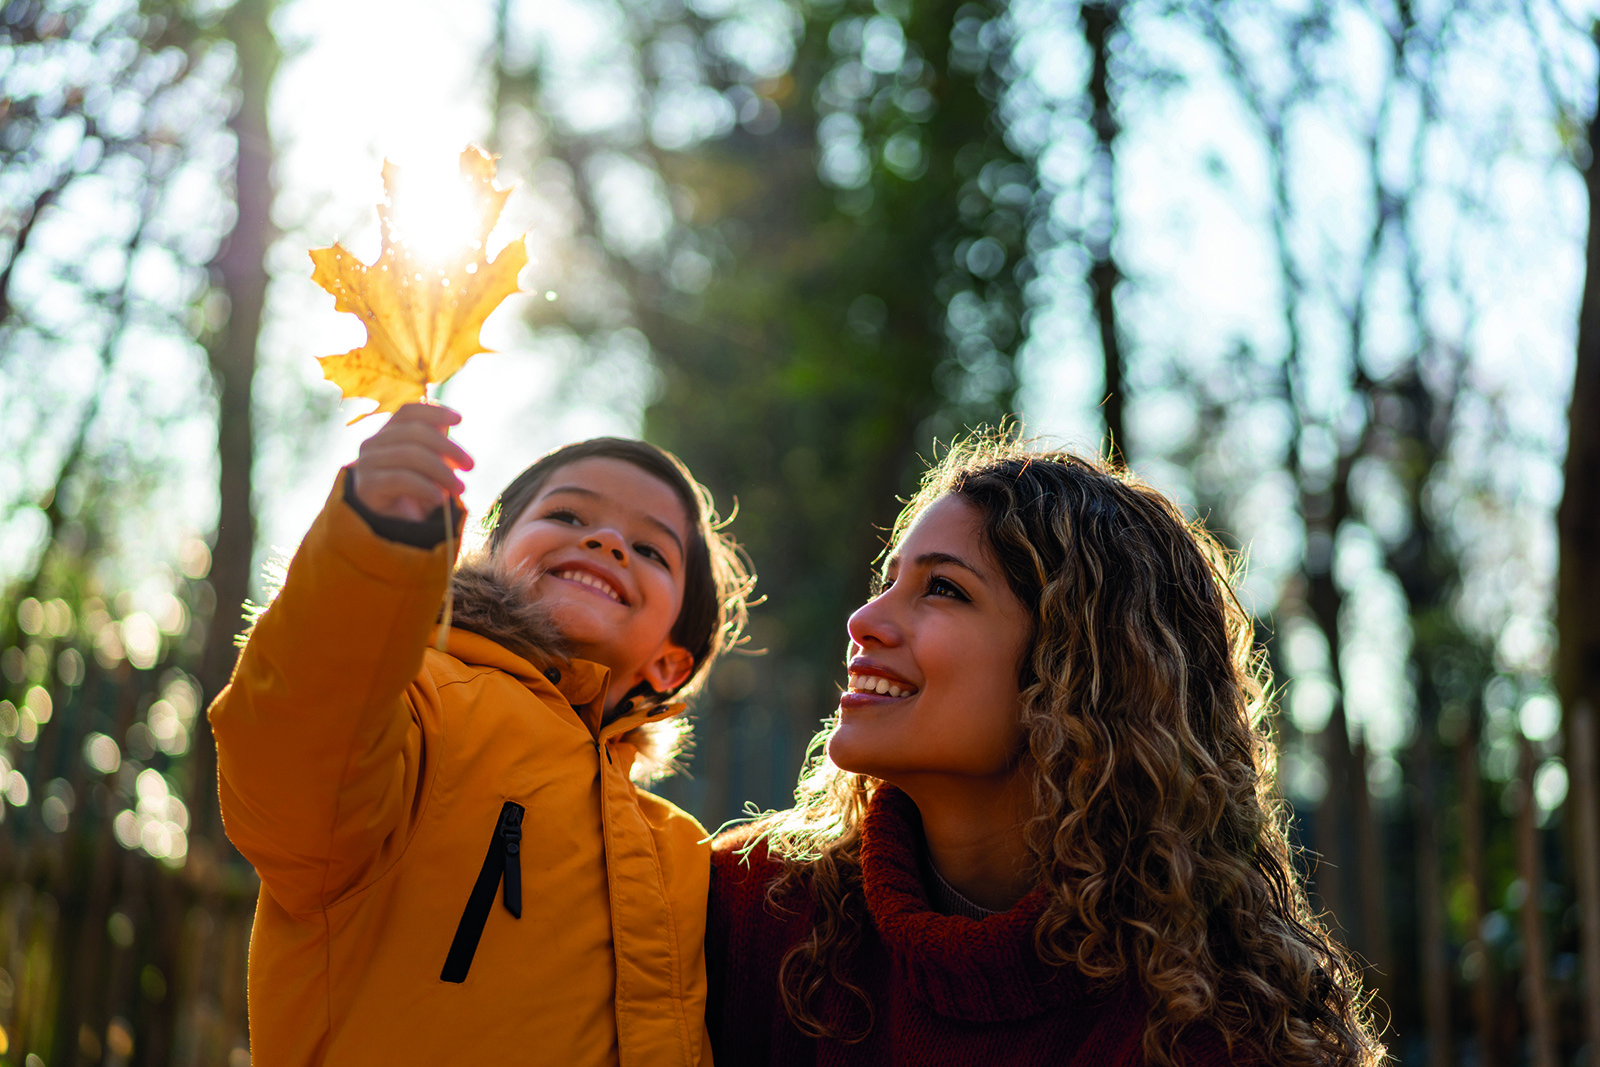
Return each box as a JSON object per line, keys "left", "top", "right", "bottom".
{"left": 1352, "top": 735, "right": 1392, "bottom": 1005}
{"left": 1409, "top": 735, "right": 1450, "bottom": 1067}
{"left": 1308, "top": 569, "right": 1357, "bottom": 932}
{"left": 1571, "top": 702, "right": 1600, "bottom": 1061}
{"left": 1081, "top": 0, "right": 1125, "bottom": 463}
{"left": 1517, "top": 737, "right": 1557, "bottom": 1067}
{"left": 193, "top": 0, "right": 279, "bottom": 848}
{"left": 1562, "top": 31, "right": 1600, "bottom": 1062}
{"left": 1459, "top": 720, "right": 1500, "bottom": 1066}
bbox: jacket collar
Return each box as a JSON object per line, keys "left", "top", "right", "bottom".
{"left": 600, "top": 698, "right": 688, "bottom": 740}
{"left": 860, "top": 785, "right": 1097, "bottom": 1022}
{"left": 445, "top": 628, "right": 608, "bottom": 708}
{"left": 444, "top": 628, "right": 689, "bottom": 778}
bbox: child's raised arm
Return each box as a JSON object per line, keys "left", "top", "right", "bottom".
{"left": 208, "top": 404, "right": 473, "bottom": 916}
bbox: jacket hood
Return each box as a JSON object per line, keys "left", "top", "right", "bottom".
{"left": 448, "top": 553, "right": 570, "bottom": 668}
{"left": 449, "top": 552, "right": 694, "bottom": 786}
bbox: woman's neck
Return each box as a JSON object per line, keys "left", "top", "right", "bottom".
{"left": 897, "top": 771, "right": 1036, "bottom": 913}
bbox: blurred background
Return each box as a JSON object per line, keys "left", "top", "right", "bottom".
{"left": 1, "top": 0, "right": 1597, "bottom": 1062}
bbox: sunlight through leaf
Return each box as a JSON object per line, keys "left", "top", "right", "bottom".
{"left": 310, "top": 146, "right": 528, "bottom": 421}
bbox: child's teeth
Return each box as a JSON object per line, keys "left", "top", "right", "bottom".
{"left": 558, "top": 570, "right": 620, "bottom": 602}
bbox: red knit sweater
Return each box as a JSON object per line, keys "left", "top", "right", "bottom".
{"left": 706, "top": 786, "right": 1236, "bottom": 1066}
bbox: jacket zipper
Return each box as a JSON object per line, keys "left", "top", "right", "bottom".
{"left": 439, "top": 800, "right": 525, "bottom": 983}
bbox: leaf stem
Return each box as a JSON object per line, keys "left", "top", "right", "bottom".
{"left": 426, "top": 386, "right": 455, "bottom": 652}
{"left": 437, "top": 485, "right": 454, "bottom": 651}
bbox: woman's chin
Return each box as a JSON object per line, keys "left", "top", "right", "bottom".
{"left": 825, "top": 721, "right": 888, "bottom": 779}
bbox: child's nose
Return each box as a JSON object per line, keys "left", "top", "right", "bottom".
{"left": 583, "top": 528, "right": 627, "bottom": 563}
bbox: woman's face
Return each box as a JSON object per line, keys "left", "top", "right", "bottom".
{"left": 828, "top": 493, "right": 1032, "bottom": 789}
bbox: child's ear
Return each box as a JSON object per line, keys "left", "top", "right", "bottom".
{"left": 642, "top": 641, "right": 694, "bottom": 696}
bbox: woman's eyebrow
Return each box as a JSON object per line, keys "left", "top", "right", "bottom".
{"left": 542, "top": 485, "right": 686, "bottom": 556}
{"left": 884, "top": 549, "right": 986, "bottom": 580}
{"left": 912, "top": 551, "right": 984, "bottom": 578}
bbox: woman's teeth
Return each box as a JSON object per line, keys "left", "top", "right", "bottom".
{"left": 848, "top": 673, "right": 916, "bottom": 698}
{"left": 553, "top": 569, "right": 623, "bottom": 603}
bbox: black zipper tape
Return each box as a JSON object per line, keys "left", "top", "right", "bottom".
{"left": 501, "top": 803, "right": 522, "bottom": 918}
{"left": 440, "top": 800, "right": 525, "bottom": 983}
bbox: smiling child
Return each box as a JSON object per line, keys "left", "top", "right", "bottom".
{"left": 210, "top": 403, "right": 750, "bottom": 1065}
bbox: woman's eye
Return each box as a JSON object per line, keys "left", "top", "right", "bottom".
{"left": 927, "top": 576, "right": 968, "bottom": 601}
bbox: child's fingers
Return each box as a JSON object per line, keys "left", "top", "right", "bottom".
{"left": 389, "top": 401, "right": 463, "bottom": 429}
{"left": 355, "top": 416, "right": 470, "bottom": 521}
{"left": 369, "top": 411, "right": 476, "bottom": 471}
{"left": 360, "top": 441, "right": 468, "bottom": 496}
{"left": 353, "top": 465, "right": 461, "bottom": 523}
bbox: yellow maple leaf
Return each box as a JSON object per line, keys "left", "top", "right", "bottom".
{"left": 310, "top": 146, "right": 528, "bottom": 421}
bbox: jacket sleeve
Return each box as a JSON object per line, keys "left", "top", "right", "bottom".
{"left": 208, "top": 468, "right": 458, "bottom": 915}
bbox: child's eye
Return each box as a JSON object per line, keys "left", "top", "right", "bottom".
{"left": 927, "top": 576, "right": 968, "bottom": 601}
{"left": 635, "top": 543, "right": 669, "bottom": 566}
{"left": 543, "top": 508, "right": 582, "bottom": 525}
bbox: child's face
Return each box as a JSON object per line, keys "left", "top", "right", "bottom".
{"left": 497, "top": 457, "right": 694, "bottom": 708}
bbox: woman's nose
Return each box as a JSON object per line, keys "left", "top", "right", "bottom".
{"left": 583, "top": 527, "right": 627, "bottom": 563}
{"left": 846, "top": 594, "right": 899, "bottom": 649}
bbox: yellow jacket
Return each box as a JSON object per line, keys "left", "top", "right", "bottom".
{"left": 210, "top": 473, "right": 712, "bottom": 1065}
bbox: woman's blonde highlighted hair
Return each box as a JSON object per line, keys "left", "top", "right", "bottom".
{"left": 750, "top": 432, "right": 1383, "bottom": 1067}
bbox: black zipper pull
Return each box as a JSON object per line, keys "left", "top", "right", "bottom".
{"left": 500, "top": 803, "right": 523, "bottom": 919}
{"left": 440, "top": 799, "right": 527, "bottom": 983}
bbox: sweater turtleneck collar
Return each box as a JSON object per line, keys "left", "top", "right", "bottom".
{"left": 859, "top": 785, "right": 1101, "bottom": 1023}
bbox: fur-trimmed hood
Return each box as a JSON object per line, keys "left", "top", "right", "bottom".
{"left": 448, "top": 553, "right": 694, "bottom": 786}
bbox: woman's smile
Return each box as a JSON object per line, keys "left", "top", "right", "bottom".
{"left": 842, "top": 661, "right": 920, "bottom": 704}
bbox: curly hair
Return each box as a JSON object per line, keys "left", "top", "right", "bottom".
{"left": 749, "top": 433, "right": 1383, "bottom": 1067}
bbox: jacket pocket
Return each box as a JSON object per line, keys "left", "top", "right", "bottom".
{"left": 440, "top": 800, "right": 525, "bottom": 983}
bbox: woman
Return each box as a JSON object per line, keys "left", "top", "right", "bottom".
{"left": 707, "top": 435, "right": 1382, "bottom": 1066}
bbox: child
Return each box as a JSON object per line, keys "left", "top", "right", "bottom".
{"left": 707, "top": 435, "right": 1381, "bottom": 1066}
{"left": 210, "top": 402, "right": 751, "bottom": 1065}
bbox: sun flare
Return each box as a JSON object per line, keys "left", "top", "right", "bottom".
{"left": 384, "top": 158, "right": 493, "bottom": 268}
{"left": 309, "top": 146, "right": 528, "bottom": 422}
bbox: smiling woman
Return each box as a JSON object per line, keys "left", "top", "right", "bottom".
{"left": 706, "top": 433, "right": 1385, "bottom": 1067}
{"left": 828, "top": 494, "right": 1037, "bottom": 912}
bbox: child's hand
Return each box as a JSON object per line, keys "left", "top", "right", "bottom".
{"left": 352, "top": 403, "right": 475, "bottom": 522}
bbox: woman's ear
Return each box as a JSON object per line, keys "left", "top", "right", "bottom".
{"left": 642, "top": 641, "right": 694, "bottom": 695}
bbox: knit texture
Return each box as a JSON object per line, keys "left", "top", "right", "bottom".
{"left": 707, "top": 786, "right": 1236, "bottom": 1066}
